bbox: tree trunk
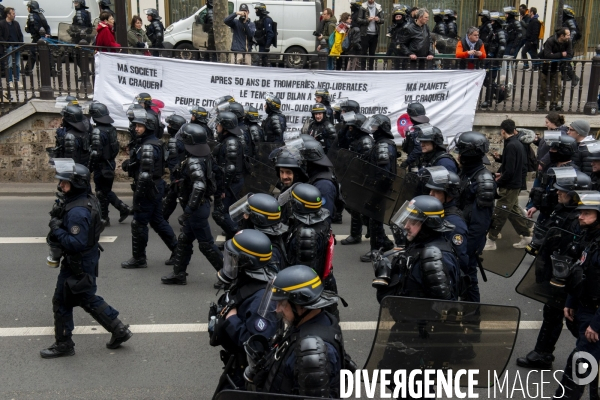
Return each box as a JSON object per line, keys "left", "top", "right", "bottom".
{"left": 213, "top": 0, "right": 232, "bottom": 63}
{"left": 555, "top": 0, "right": 564, "bottom": 30}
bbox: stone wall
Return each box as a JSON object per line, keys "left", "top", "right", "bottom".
{"left": 0, "top": 112, "right": 131, "bottom": 182}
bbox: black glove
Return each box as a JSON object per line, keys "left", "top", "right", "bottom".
{"left": 213, "top": 197, "right": 225, "bottom": 214}
{"left": 121, "top": 159, "right": 130, "bottom": 172}
{"left": 136, "top": 42, "right": 146, "bottom": 48}
{"left": 49, "top": 218, "right": 63, "bottom": 231}
{"left": 400, "top": 161, "right": 408, "bottom": 169}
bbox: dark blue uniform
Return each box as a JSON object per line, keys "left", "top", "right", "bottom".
{"left": 262, "top": 113, "right": 286, "bottom": 143}
{"left": 214, "top": 132, "right": 245, "bottom": 239}
{"left": 163, "top": 131, "right": 186, "bottom": 221}
{"left": 312, "top": 178, "right": 336, "bottom": 221}
{"left": 52, "top": 192, "right": 119, "bottom": 341}
{"left": 368, "top": 139, "right": 397, "bottom": 252}
{"left": 443, "top": 202, "right": 469, "bottom": 275}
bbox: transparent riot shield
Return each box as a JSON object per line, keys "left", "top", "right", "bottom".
{"left": 340, "top": 158, "right": 407, "bottom": 224}
{"left": 58, "top": 22, "right": 96, "bottom": 44}
{"left": 256, "top": 143, "right": 282, "bottom": 166}
{"left": 516, "top": 226, "right": 581, "bottom": 308}
{"left": 241, "top": 157, "right": 278, "bottom": 196}
{"left": 215, "top": 391, "right": 322, "bottom": 400}
{"left": 192, "top": 20, "right": 208, "bottom": 49}
{"left": 331, "top": 148, "right": 360, "bottom": 181}
{"left": 483, "top": 206, "right": 536, "bottom": 278}
{"left": 364, "top": 296, "right": 520, "bottom": 388}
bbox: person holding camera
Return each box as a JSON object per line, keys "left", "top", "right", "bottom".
{"left": 224, "top": 4, "right": 255, "bottom": 64}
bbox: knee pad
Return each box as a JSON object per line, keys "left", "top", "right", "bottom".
{"left": 178, "top": 231, "right": 193, "bottom": 245}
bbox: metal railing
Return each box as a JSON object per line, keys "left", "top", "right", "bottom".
{"left": 1, "top": 41, "right": 599, "bottom": 116}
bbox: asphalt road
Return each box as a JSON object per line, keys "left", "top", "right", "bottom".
{"left": 0, "top": 194, "right": 584, "bottom": 400}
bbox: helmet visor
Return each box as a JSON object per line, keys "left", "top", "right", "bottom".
{"left": 574, "top": 191, "right": 600, "bottom": 209}
{"left": 229, "top": 194, "right": 252, "bottom": 223}
{"left": 331, "top": 97, "right": 348, "bottom": 112}
{"left": 543, "top": 132, "right": 562, "bottom": 146}
{"left": 421, "top": 166, "right": 449, "bottom": 186}
{"left": 390, "top": 200, "right": 427, "bottom": 228}
{"left": 207, "top": 113, "right": 218, "bottom": 131}
{"left": 265, "top": 92, "right": 277, "bottom": 106}
{"left": 360, "top": 116, "right": 380, "bottom": 133}
{"left": 55, "top": 95, "right": 78, "bottom": 109}
{"left": 283, "top": 131, "right": 300, "bottom": 142}
{"left": 414, "top": 123, "right": 435, "bottom": 142}
{"left": 257, "top": 278, "right": 276, "bottom": 319}
{"left": 277, "top": 183, "right": 299, "bottom": 207}
{"left": 549, "top": 167, "right": 577, "bottom": 190}
{"left": 51, "top": 158, "right": 76, "bottom": 174}
{"left": 285, "top": 138, "right": 305, "bottom": 154}
{"left": 340, "top": 111, "right": 357, "bottom": 124}
{"left": 222, "top": 247, "right": 239, "bottom": 281}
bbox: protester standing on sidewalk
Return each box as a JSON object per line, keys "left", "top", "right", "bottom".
{"left": 0, "top": 7, "right": 24, "bottom": 89}
{"left": 398, "top": 8, "right": 434, "bottom": 70}
{"left": 357, "top": 0, "right": 383, "bottom": 70}
{"left": 537, "top": 28, "right": 573, "bottom": 112}
{"left": 127, "top": 15, "right": 150, "bottom": 55}
{"left": 224, "top": 4, "right": 255, "bottom": 64}
{"left": 95, "top": 12, "right": 121, "bottom": 52}
{"left": 521, "top": 7, "right": 540, "bottom": 71}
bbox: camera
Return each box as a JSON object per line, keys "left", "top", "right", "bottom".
{"left": 371, "top": 250, "right": 392, "bottom": 288}
{"left": 312, "top": 31, "right": 320, "bottom": 37}
{"left": 243, "top": 334, "right": 270, "bottom": 383}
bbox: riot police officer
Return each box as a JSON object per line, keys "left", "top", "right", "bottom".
{"left": 314, "top": 89, "right": 334, "bottom": 124}
{"left": 42, "top": 161, "right": 132, "bottom": 358}
{"left": 400, "top": 102, "right": 430, "bottom": 170}
{"left": 120, "top": 109, "right": 178, "bottom": 269}
{"left": 360, "top": 114, "right": 397, "bottom": 262}
{"left": 99, "top": 0, "right": 115, "bottom": 19}
{"left": 230, "top": 193, "right": 288, "bottom": 270}
{"left": 212, "top": 111, "right": 245, "bottom": 240}
{"left": 71, "top": 0, "right": 93, "bottom": 42}
{"left": 504, "top": 6, "right": 524, "bottom": 57}
{"left": 444, "top": 9, "right": 458, "bottom": 38}
{"left": 52, "top": 105, "right": 91, "bottom": 166}
{"left": 562, "top": 5, "right": 581, "bottom": 85}
{"left": 24, "top": 1, "right": 50, "bottom": 74}
{"left": 197, "top": 0, "right": 216, "bottom": 62}
{"left": 210, "top": 229, "right": 278, "bottom": 390}
{"left": 332, "top": 98, "right": 360, "bottom": 150}
{"left": 482, "top": 12, "right": 507, "bottom": 108}
{"left": 302, "top": 140, "right": 338, "bottom": 221}
{"left": 145, "top": 8, "right": 164, "bottom": 57}
{"left": 432, "top": 9, "right": 448, "bottom": 36}
{"left": 341, "top": 112, "right": 372, "bottom": 245}
{"left": 190, "top": 105, "right": 214, "bottom": 140}
{"left": 244, "top": 105, "right": 264, "bottom": 150}
{"left": 88, "top": 102, "right": 131, "bottom": 227}
{"left": 389, "top": 6, "right": 408, "bottom": 69}
{"left": 478, "top": 10, "right": 494, "bottom": 50}
{"left": 253, "top": 3, "right": 275, "bottom": 67}
{"left": 262, "top": 93, "right": 286, "bottom": 143}
{"left": 228, "top": 101, "right": 253, "bottom": 157}
{"left": 455, "top": 131, "right": 496, "bottom": 302}
{"left": 416, "top": 124, "right": 459, "bottom": 173}
{"left": 552, "top": 191, "right": 600, "bottom": 399}
{"left": 301, "top": 103, "right": 337, "bottom": 154}
{"left": 272, "top": 148, "right": 307, "bottom": 226}
{"left": 589, "top": 146, "right": 600, "bottom": 190}
{"left": 516, "top": 171, "right": 590, "bottom": 370}
{"left": 247, "top": 265, "right": 346, "bottom": 396}
{"left": 136, "top": 92, "right": 163, "bottom": 138}
{"left": 423, "top": 166, "right": 469, "bottom": 273}
{"left": 161, "top": 124, "right": 223, "bottom": 286}
{"left": 372, "top": 195, "right": 460, "bottom": 302}
{"left": 162, "top": 114, "right": 189, "bottom": 223}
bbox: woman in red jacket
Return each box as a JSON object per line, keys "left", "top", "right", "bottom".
{"left": 95, "top": 12, "right": 121, "bottom": 52}
{"left": 455, "top": 26, "right": 486, "bottom": 69}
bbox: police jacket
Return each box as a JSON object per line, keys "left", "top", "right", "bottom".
{"left": 419, "top": 148, "right": 459, "bottom": 173}
{"left": 573, "top": 137, "right": 596, "bottom": 175}
{"left": 497, "top": 134, "right": 527, "bottom": 189}
{"left": 56, "top": 125, "right": 91, "bottom": 167}
{"left": 593, "top": 172, "right": 600, "bottom": 191}
{"left": 541, "top": 34, "right": 573, "bottom": 74}
{"left": 72, "top": 8, "right": 92, "bottom": 27}
{"left": 356, "top": 2, "right": 384, "bottom": 36}
{"left": 26, "top": 12, "right": 50, "bottom": 41}
{"left": 390, "top": 20, "right": 408, "bottom": 49}
{"left": 432, "top": 17, "right": 447, "bottom": 36}
{"left": 505, "top": 15, "right": 524, "bottom": 50}
{"left": 562, "top": 16, "right": 581, "bottom": 44}
{"left": 302, "top": 119, "right": 337, "bottom": 153}
{"left": 216, "top": 131, "right": 244, "bottom": 187}
{"left": 446, "top": 19, "right": 458, "bottom": 38}
{"left": 254, "top": 14, "right": 275, "bottom": 48}
{"left": 179, "top": 155, "right": 217, "bottom": 211}
{"left": 458, "top": 163, "right": 495, "bottom": 257}
{"left": 398, "top": 21, "right": 434, "bottom": 57}
{"left": 90, "top": 123, "right": 120, "bottom": 175}
{"left": 126, "top": 133, "right": 165, "bottom": 202}
{"left": 261, "top": 311, "right": 342, "bottom": 397}
{"left": 565, "top": 228, "right": 600, "bottom": 320}
{"left": 478, "top": 20, "right": 494, "bottom": 48}
{"left": 262, "top": 112, "right": 286, "bottom": 143}
{"left": 146, "top": 19, "right": 165, "bottom": 46}
{"left": 488, "top": 24, "right": 507, "bottom": 58}
{"left": 444, "top": 201, "right": 469, "bottom": 273}
{"left": 525, "top": 15, "right": 541, "bottom": 43}
{"left": 167, "top": 131, "right": 186, "bottom": 175}
{"left": 349, "top": 132, "right": 374, "bottom": 158}
{"left": 308, "top": 166, "right": 338, "bottom": 219}
{"left": 224, "top": 12, "right": 256, "bottom": 52}
{"left": 369, "top": 134, "right": 398, "bottom": 174}
{"left": 376, "top": 233, "right": 460, "bottom": 303}
{"left": 286, "top": 216, "right": 331, "bottom": 279}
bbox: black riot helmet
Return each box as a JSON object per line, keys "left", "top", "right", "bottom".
{"left": 145, "top": 8, "right": 160, "bottom": 19}
{"left": 206, "top": 0, "right": 214, "bottom": 7}
{"left": 479, "top": 9, "right": 491, "bottom": 21}
{"left": 340, "top": 99, "right": 360, "bottom": 113}
{"left": 126, "top": 104, "right": 144, "bottom": 122}
{"left": 136, "top": 92, "right": 154, "bottom": 108}
{"left": 244, "top": 105, "right": 261, "bottom": 123}
{"left": 563, "top": 4, "right": 575, "bottom": 17}
{"left": 407, "top": 102, "right": 429, "bottom": 124}
{"left": 341, "top": 111, "right": 367, "bottom": 128}
{"left": 265, "top": 93, "right": 281, "bottom": 114}
{"left": 61, "top": 105, "right": 87, "bottom": 132}
{"left": 190, "top": 106, "right": 209, "bottom": 123}
{"left": 391, "top": 195, "right": 451, "bottom": 234}
{"left": 54, "top": 160, "right": 91, "bottom": 190}
{"left": 254, "top": 2, "right": 268, "bottom": 15}
{"left": 88, "top": 101, "right": 114, "bottom": 124}
{"left": 165, "top": 114, "right": 186, "bottom": 135}
{"left": 548, "top": 135, "right": 577, "bottom": 162}
{"left": 310, "top": 103, "right": 327, "bottom": 118}
{"left": 290, "top": 183, "right": 325, "bottom": 215}
{"left": 27, "top": 1, "right": 40, "bottom": 12}
{"left": 73, "top": 0, "right": 88, "bottom": 9}
{"left": 274, "top": 148, "right": 308, "bottom": 182}
{"left": 229, "top": 102, "right": 245, "bottom": 121}
{"left": 131, "top": 109, "right": 157, "bottom": 132}
{"left": 216, "top": 111, "right": 239, "bottom": 131}
{"left": 247, "top": 193, "right": 283, "bottom": 228}
{"left": 217, "top": 229, "right": 275, "bottom": 285}
{"left": 314, "top": 89, "right": 330, "bottom": 104}
{"left": 503, "top": 5, "right": 519, "bottom": 17}
{"left": 416, "top": 124, "right": 445, "bottom": 148}
{"left": 65, "top": 95, "right": 80, "bottom": 107}
{"left": 574, "top": 191, "right": 600, "bottom": 218}
{"left": 301, "top": 140, "right": 333, "bottom": 167}
{"left": 433, "top": 8, "right": 445, "bottom": 22}
{"left": 444, "top": 8, "right": 456, "bottom": 19}
{"left": 552, "top": 168, "right": 590, "bottom": 192}
{"left": 361, "top": 114, "right": 392, "bottom": 139}
{"left": 271, "top": 265, "right": 337, "bottom": 309}
{"left": 423, "top": 166, "right": 462, "bottom": 199}
{"left": 454, "top": 131, "right": 489, "bottom": 158}
{"left": 100, "top": 0, "right": 112, "bottom": 6}
{"left": 181, "top": 123, "right": 211, "bottom": 157}
{"left": 350, "top": 1, "right": 362, "bottom": 10}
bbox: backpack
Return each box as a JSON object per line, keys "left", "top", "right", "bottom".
{"left": 342, "top": 34, "right": 350, "bottom": 52}
{"left": 271, "top": 19, "right": 278, "bottom": 48}
{"left": 328, "top": 31, "right": 335, "bottom": 48}
{"left": 538, "top": 19, "right": 545, "bottom": 40}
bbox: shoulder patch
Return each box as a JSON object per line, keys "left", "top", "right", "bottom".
{"left": 255, "top": 318, "right": 267, "bottom": 332}
{"left": 452, "top": 234, "right": 463, "bottom": 246}
{"left": 70, "top": 225, "right": 81, "bottom": 235}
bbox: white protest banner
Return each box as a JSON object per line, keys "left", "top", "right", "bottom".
{"left": 93, "top": 53, "right": 485, "bottom": 143}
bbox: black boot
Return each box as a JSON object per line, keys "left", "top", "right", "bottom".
{"left": 552, "top": 351, "right": 586, "bottom": 400}
{"left": 516, "top": 350, "right": 554, "bottom": 369}
{"left": 96, "top": 190, "right": 110, "bottom": 228}
{"left": 590, "top": 375, "right": 599, "bottom": 400}
{"left": 518, "top": 304, "right": 563, "bottom": 368}
{"left": 162, "top": 234, "right": 193, "bottom": 285}
{"left": 82, "top": 302, "right": 133, "bottom": 349}
{"left": 40, "top": 313, "right": 75, "bottom": 359}
{"left": 342, "top": 212, "right": 363, "bottom": 245}
{"left": 331, "top": 211, "right": 343, "bottom": 224}
{"left": 164, "top": 249, "right": 177, "bottom": 266}
{"left": 161, "top": 271, "right": 188, "bottom": 285}
{"left": 117, "top": 201, "right": 132, "bottom": 223}
{"left": 360, "top": 250, "right": 374, "bottom": 262}
{"left": 121, "top": 220, "right": 147, "bottom": 268}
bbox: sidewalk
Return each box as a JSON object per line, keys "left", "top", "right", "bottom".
{"left": 0, "top": 182, "right": 133, "bottom": 196}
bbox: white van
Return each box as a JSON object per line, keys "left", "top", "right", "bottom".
{"left": 13, "top": 0, "right": 101, "bottom": 42}
{"left": 163, "top": 0, "right": 322, "bottom": 68}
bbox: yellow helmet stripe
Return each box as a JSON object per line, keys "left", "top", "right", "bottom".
{"left": 275, "top": 276, "right": 322, "bottom": 292}
{"left": 292, "top": 191, "right": 322, "bottom": 208}
{"left": 232, "top": 238, "right": 272, "bottom": 261}
{"left": 423, "top": 210, "right": 445, "bottom": 216}
{"left": 248, "top": 205, "right": 281, "bottom": 220}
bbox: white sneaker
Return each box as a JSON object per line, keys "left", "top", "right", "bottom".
{"left": 513, "top": 236, "right": 532, "bottom": 249}
{"left": 17, "top": 81, "right": 23, "bottom": 89}
{"left": 487, "top": 232, "right": 501, "bottom": 239}
{"left": 8, "top": 82, "right": 14, "bottom": 89}
{"left": 484, "top": 238, "right": 497, "bottom": 251}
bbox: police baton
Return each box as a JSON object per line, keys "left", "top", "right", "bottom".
{"left": 477, "top": 254, "right": 488, "bottom": 282}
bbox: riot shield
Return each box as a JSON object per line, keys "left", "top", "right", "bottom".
{"left": 330, "top": 147, "right": 360, "bottom": 180}
{"left": 57, "top": 22, "right": 96, "bottom": 44}
{"left": 516, "top": 226, "right": 581, "bottom": 308}
{"left": 192, "top": 20, "right": 208, "bottom": 49}
{"left": 256, "top": 142, "right": 281, "bottom": 166}
{"left": 241, "top": 157, "right": 278, "bottom": 196}
{"left": 215, "top": 391, "right": 322, "bottom": 400}
{"left": 364, "top": 296, "right": 520, "bottom": 388}
{"left": 483, "top": 206, "right": 536, "bottom": 278}
{"left": 340, "top": 158, "right": 415, "bottom": 224}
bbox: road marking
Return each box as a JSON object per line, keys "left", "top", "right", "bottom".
{"left": 215, "top": 235, "right": 394, "bottom": 242}
{"left": 0, "top": 321, "right": 547, "bottom": 337}
{"left": 0, "top": 236, "right": 118, "bottom": 244}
